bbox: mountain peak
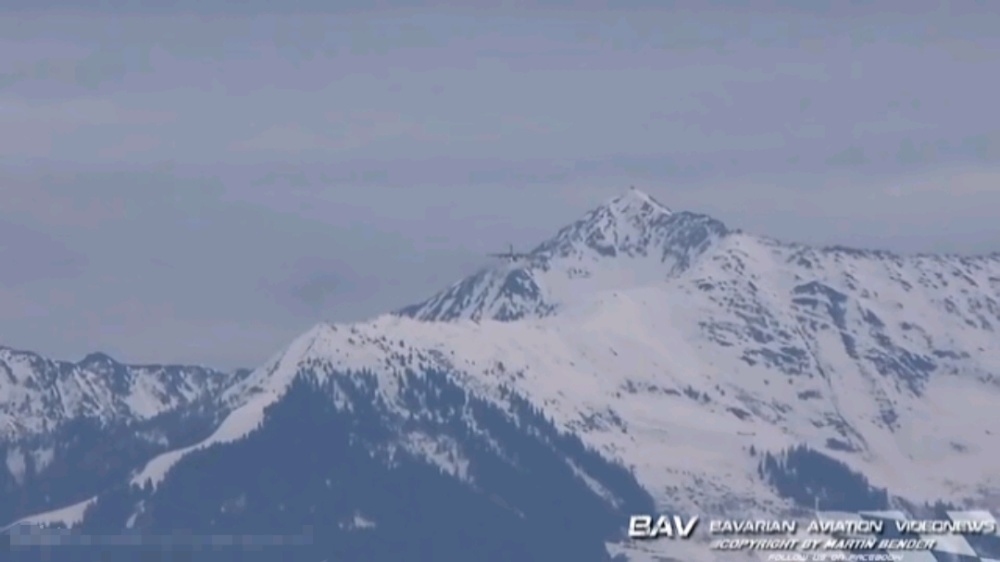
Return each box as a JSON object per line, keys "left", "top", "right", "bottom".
{"left": 398, "top": 189, "right": 730, "bottom": 322}
{"left": 79, "top": 351, "right": 118, "bottom": 366}
{"left": 530, "top": 187, "right": 725, "bottom": 262}
{"left": 605, "top": 186, "right": 672, "bottom": 217}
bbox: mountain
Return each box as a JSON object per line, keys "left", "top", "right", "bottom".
{"left": 0, "top": 347, "right": 245, "bottom": 527}
{"left": 4, "top": 188, "right": 1000, "bottom": 562}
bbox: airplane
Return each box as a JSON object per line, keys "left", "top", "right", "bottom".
{"left": 488, "top": 243, "right": 531, "bottom": 262}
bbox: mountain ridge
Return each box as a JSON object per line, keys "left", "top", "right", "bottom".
{"left": 0, "top": 344, "right": 245, "bottom": 438}
{"left": 399, "top": 188, "right": 1000, "bottom": 323}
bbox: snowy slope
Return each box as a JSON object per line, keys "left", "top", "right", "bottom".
{"left": 149, "top": 291, "right": 999, "bottom": 513}
{"left": 14, "top": 188, "right": 1000, "bottom": 561}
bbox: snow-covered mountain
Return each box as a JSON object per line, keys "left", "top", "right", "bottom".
{"left": 393, "top": 188, "right": 1000, "bottom": 509}
{"left": 0, "top": 347, "right": 242, "bottom": 439}
{"left": 0, "top": 347, "right": 245, "bottom": 526}
{"left": 5, "top": 188, "right": 1000, "bottom": 562}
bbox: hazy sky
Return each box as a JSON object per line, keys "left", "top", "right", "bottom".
{"left": 2, "top": 1, "right": 998, "bottom": 369}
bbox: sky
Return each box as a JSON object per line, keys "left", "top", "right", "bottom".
{"left": 1, "top": 0, "right": 999, "bottom": 369}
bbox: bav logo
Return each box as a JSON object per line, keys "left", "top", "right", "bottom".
{"left": 627, "top": 515, "right": 700, "bottom": 540}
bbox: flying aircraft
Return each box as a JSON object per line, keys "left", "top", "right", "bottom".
{"left": 488, "top": 243, "right": 531, "bottom": 262}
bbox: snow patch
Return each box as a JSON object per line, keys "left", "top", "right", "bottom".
{"left": 5, "top": 447, "right": 26, "bottom": 484}
{"left": 400, "top": 432, "right": 470, "bottom": 481}
{"left": 2, "top": 496, "right": 97, "bottom": 531}
{"left": 339, "top": 512, "right": 376, "bottom": 531}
